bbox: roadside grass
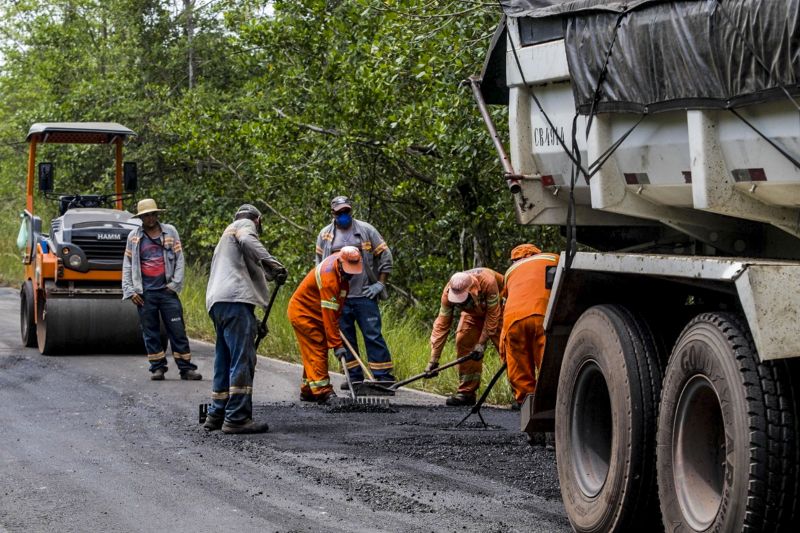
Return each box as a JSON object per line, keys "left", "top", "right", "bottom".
{"left": 0, "top": 211, "right": 516, "bottom": 406}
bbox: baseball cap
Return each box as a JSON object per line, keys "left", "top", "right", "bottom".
{"left": 330, "top": 195, "right": 352, "bottom": 213}
{"left": 510, "top": 243, "right": 541, "bottom": 260}
{"left": 235, "top": 203, "right": 262, "bottom": 218}
{"left": 338, "top": 245, "right": 363, "bottom": 275}
{"left": 447, "top": 272, "right": 473, "bottom": 304}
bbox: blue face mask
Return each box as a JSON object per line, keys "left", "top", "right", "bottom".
{"left": 335, "top": 212, "right": 352, "bottom": 227}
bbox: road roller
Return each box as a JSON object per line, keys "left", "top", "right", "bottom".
{"left": 19, "top": 122, "right": 145, "bottom": 355}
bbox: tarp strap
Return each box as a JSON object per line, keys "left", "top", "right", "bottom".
{"left": 729, "top": 109, "right": 800, "bottom": 172}
{"left": 715, "top": 0, "right": 800, "bottom": 113}
{"left": 586, "top": 12, "right": 627, "bottom": 137}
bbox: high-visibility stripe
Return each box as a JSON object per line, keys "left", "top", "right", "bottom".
{"left": 369, "top": 361, "right": 394, "bottom": 370}
{"left": 230, "top": 386, "right": 253, "bottom": 395}
{"left": 459, "top": 372, "right": 482, "bottom": 383}
{"left": 373, "top": 242, "right": 388, "bottom": 255}
{"left": 345, "top": 360, "right": 360, "bottom": 370}
{"left": 308, "top": 378, "right": 330, "bottom": 388}
{"left": 438, "top": 305, "right": 453, "bottom": 317}
{"left": 315, "top": 262, "right": 323, "bottom": 289}
{"left": 223, "top": 229, "right": 236, "bottom": 237}
{"left": 211, "top": 391, "right": 229, "bottom": 400}
{"left": 322, "top": 232, "right": 333, "bottom": 242}
{"left": 339, "top": 290, "right": 347, "bottom": 298}
{"left": 147, "top": 351, "right": 166, "bottom": 361}
{"left": 504, "top": 253, "right": 559, "bottom": 281}
{"left": 486, "top": 294, "right": 499, "bottom": 307}
{"left": 321, "top": 300, "right": 340, "bottom": 311}
{"left": 315, "top": 246, "right": 323, "bottom": 255}
{"left": 173, "top": 244, "right": 182, "bottom": 253}
{"left": 124, "top": 250, "right": 132, "bottom": 258}
{"left": 173, "top": 352, "right": 191, "bottom": 360}
{"left": 130, "top": 236, "right": 140, "bottom": 244}
{"left": 362, "top": 240, "right": 372, "bottom": 251}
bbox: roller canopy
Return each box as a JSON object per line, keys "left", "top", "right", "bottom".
{"left": 26, "top": 122, "right": 135, "bottom": 144}
{"left": 486, "top": 0, "right": 800, "bottom": 114}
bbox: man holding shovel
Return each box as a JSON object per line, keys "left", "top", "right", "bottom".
{"left": 425, "top": 268, "right": 504, "bottom": 406}
{"left": 203, "top": 204, "right": 287, "bottom": 434}
{"left": 288, "top": 246, "right": 363, "bottom": 404}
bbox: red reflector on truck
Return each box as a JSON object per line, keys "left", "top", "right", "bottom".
{"left": 732, "top": 168, "right": 767, "bottom": 182}
{"left": 682, "top": 171, "right": 692, "bottom": 183}
{"left": 541, "top": 175, "right": 555, "bottom": 187}
{"left": 624, "top": 173, "right": 650, "bottom": 185}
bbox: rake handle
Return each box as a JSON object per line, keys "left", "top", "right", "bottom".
{"left": 389, "top": 353, "right": 477, "bottom": 391}
{"left": 338, "top": 329, "right": 375, "bottom": 381}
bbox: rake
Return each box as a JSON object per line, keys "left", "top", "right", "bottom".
{"left": 455, "top": 361, "right": 508, "bottom": 428}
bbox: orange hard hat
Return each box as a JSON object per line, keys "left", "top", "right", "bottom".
{"left": 510, "top": 243, "right": 541, "bottom": 260}
{"left": 447, "top": 272, "right": 473, "bottom": 304}
{"left": 338, "top": 245, "right": 363, "bottom": 275}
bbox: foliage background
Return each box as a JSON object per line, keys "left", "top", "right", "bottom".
{"left": 0, "top": 0, "right": 562, "bottom": 402}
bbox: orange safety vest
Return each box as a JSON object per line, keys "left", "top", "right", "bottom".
{"left": 287, "top": 253, "right": 349, "bottom": 350}
{"left": 501, "top": 253, "right": 559, "bottom": 327}
{"left": 430, "top": 267, "right": 504, "bottom": 359}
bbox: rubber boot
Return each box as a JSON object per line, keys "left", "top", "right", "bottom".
{"left": 221, "top": 419, "right": 269, "bottom": 434}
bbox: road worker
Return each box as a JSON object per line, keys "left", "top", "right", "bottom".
{"left": 500, "top": 244, "right": 559, "bottom": 409}
{"left": 203, "top": 204, "right": 288, "bottom": 434}
{"left": 316, "top": 195, "right": 395, "bottom": 388}
{"left": 122, "top": 198, "right": 201, "bottom": 381}
{"left": 288, "top": 246, "right": 364, "bottom": 403}
{"left": 425, "top": 268, "right": 504, "bottom": 406}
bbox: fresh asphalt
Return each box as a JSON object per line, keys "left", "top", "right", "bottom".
{"left": 0, "top": 287, "right": 568, "bottom": 532}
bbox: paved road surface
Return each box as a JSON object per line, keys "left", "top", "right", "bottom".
{"left": 0, "top": 287, "right": 567, "bottom": 532}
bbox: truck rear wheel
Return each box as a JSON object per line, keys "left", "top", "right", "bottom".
{"left": 657, "top": 312, "right": 799, "bottom": 532}
{"left": 556, "top": 305, "right": 663, "bottom": 532}
{"left": 20, "top": 281, "right": 37, "bottom": 348}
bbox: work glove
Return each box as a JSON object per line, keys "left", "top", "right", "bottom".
{"left": 334, "top": 347, "right": 347, "bottom": 361}
{"left": 469, "top": 344, "right": 485, "bottom": 361}
{"left": 424, "top": 360, "right": 440, "bottom": 378}
{"left": 363, "top": 281, "right": 385, "bottom": 300}
{"left": 275, "top": 268, "right": 288, "bottom": 286}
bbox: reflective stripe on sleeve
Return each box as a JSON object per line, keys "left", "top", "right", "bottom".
{"left": 321, "top": 300, "right": 340, "bottom": 311}
{"left": 438, "top": 305, "right": 453, "bottom": 317}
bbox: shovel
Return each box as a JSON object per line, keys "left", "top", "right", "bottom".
{"left": 366, "top": 352, "right": 478, "bottom": 393}
{"left": 255, "top": 283, "right": 281, "bottom": 350}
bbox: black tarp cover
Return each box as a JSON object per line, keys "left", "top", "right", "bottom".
{"left": 490, "top": 0, "right": 800, "bottom": 114}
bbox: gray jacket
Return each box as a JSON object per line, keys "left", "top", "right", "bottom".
{"left": 206, "top": 219, "right": 286, "bottom": 311}
{"left": 315, "top": 218, "right": 392, "bottom": 300}
{"left": 122, "top": 223, "right": 184, "bottom": 299}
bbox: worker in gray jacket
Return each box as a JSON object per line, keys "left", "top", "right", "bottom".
{"left": 122, "top": 198, "right": 201, "bottom": 381}
{"left": 204, "top": 204, "right": 287, "bottom": 434}
{"left": 316, "top": 195, "right": 394, "bottom": 387}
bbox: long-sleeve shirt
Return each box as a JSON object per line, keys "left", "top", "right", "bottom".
{"left": 501, "top": 253, "right": 559, "bottom": 327}
{"left": 287, "top": 253, "right": 349, "bottom": 350}
{"left": 122, "top": 223, "right": 184, "bottom": 299}
{"left": 315, "top": 218, "right": 392, "bottom": 299}
{"left": 205, "top": 219, "right": 285, "bottom": 311}
{"left": 429, "top": 268, "right": 504, "bottom": 361}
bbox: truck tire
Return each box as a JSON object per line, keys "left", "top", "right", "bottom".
{"left": 556, "top": 305, "right": 663, "bottom": 532}
{"left": 20, "top": 281, "right": 37, "bottom": 348}
{"left": 657, "top": 312, "right": 799, "bottom": 532}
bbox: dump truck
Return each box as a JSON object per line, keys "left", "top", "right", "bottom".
{"left": 19, "top": 122, "right": 144, "bottom": 355}
{"left": 473, "top": 1, "right": 800, "bottom": 531}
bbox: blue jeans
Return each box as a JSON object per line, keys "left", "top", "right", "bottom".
{"left": 208, "top": 302, "right": 257, "bottom": 424}
{"left": 137, "top": 289, "right": 197, "bottom": 374}
{"left": 339, "top": 297, "right": 394, "bottom": 381}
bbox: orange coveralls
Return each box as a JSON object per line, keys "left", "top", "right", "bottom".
{"left": 500, "top": 253, "right": 559, "bottom": 403}
{"left": 287, "top": 254, "right": 349, "bottom": 399}
{"left": 430, "top": 268, "right": 503, "bottom": 395}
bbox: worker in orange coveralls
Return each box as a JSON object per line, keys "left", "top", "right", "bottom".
{"left": 288, "top": 245, "right": 363, "bottom": 404}
{"left": 425, "top": 268, "right": 504, "bottom": 406}
{"left": 500, "top": 244, "right": 559, "bottom": 409}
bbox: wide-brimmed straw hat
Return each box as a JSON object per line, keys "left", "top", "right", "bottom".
{"left": 447, "top": 272, "right": 474, "bottom": 304}
{"left": 134, "top": 198, "right": 165, "bottom": 218}
{"left": 338, "top": 245, "right": 363, "bottom": 275}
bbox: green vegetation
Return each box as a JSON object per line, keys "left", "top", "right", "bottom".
{"left": 0, "top": 1, "right": 559, "bottom": 404}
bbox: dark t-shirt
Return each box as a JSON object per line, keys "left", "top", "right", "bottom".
{"left": 140, "top": 234, "right": 166, "bottom": 291}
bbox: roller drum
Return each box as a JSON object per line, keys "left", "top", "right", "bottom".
{"left": 37, "top": 297, "right": 144, "bottom": 355}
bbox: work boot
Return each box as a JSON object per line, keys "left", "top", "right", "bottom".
{"left": 316, "top": 391, "right": 338, "bottom": 405}
{"left": 374, "top": 374, "right": 396, "bottom": 385}
{"left": 510, "top": 401, "right": 522, "bottom": 411}
{"left": 180, "top": 369, "right": 203, "bottom": 381}
{"left": 300, "top": 392, "right": 317, "bottom": 402}
{"left": 445, "top": 393, "right": 476, "bottom": 407}
{"left": 151, "top": 368, "right": 166, "bottom": 381}
{"left": 221, "top": 419, "right": 269, "bottom": 434}
{"left": 202, "top": 414, "right": 223, "bottom": 431}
